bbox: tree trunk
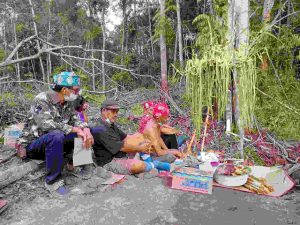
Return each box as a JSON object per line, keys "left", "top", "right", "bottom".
{"left": 207, "top": 0, "right": 215, "bottom": 15}
{"left": 236, "top": 0, "right": 249, "bottom": 50}
{"left": 263, "top": 0, "right": 274, "bottom": 22}
{"left": 12, "top": 13, "right": 20, "bottom": 81}
{"left": 0, "top": 161, "right": 40, "bottom": 189}
{"left": 159, "top": 0, "right": 168, "bottom": 94}
{"left": 121, "top": 0, "right": 127, "bottom": 63}
{"left": 47, "top": 4, "right": 52, "bottom": 82}
{"left": 176, "top": 0, "right": 183, "bottom": 68}
{"left": 147, "top": 0, "right": 154, "bottom": 59}
{"left": 101, "top": 8, "right": 106, "bottom": 92}
{"left": 261, "top": 0, "right": 274, "bottom": 70}
{"left": 92, "top": 46, "right": 95, "bottom": 91}
{"left": 225, "top": 0, "right": 235, "bottom": 133}
{"left": 232, "top": 0, "right": 250, "bottom": 159}
{"left": 173, "top": 31, "right": 178, "bottom": 75}
{"left": 28, "top": 0, "right": 46, "bottom": 82}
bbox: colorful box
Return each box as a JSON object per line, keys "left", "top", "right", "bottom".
{"left": 171, "top": 167, "right": 213, "bottom": 194}
{"left": 4, "top": 124, "right": 24, "bottom": 148}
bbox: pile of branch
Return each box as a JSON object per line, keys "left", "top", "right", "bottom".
{"left": 0, "top": 83, "right": 43, "bottom": 129}
{"left": 115, "top": 88, "right": 160, "bottom": 108}
{"left": 192, "top": 120, "right": 300, "bottom": 177}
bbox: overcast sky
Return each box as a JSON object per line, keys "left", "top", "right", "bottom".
{"left": 106, "top": 2, "right": 122, "bottom": 32}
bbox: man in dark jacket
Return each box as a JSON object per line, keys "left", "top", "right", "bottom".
{"left": 91, "top": 99, "right": 160, "bottom": 176}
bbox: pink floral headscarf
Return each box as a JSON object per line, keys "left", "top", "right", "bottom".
{"left": 153, "top": 102, "right": 170, "bottom": 118}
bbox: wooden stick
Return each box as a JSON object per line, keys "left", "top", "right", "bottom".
{"left": 200, "top": 108, "right": 210, "bottom": 152}
{"left": 187, "top": 129, "right": 196, "bottom": 156}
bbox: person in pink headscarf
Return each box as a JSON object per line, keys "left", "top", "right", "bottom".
{"left": 139, "top": 100, "right": 179, "bottom": 149}
{"left": 138, "top": 100, "right": 155, "bottom": 134}
{"left": 139, "top": 102, "right": 181, "bottom": 159}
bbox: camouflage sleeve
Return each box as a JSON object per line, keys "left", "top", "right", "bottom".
{"left": 32, "top": 98, "right": 73, "bottom": 134}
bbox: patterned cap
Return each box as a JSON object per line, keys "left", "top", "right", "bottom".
{"left": 53, "top": 71, "right": 80, "bottom": 87}
{"left": 153, "top": 102, "right": 170, "bottom": 118}
{"left": 142, "top": 100, "right": 155, "bottom": 110}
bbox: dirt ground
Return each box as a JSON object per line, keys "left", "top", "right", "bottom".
{"left": 1, "top": 163, "right": 300, "bottom": 225}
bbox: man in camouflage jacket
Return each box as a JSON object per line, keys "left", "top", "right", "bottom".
{"left": 19, "top": 72, "right": 94, "bottom": 197}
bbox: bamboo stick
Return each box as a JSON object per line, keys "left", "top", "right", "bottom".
{"left": 186, "top": 129, "right": 196, "bottom": 156}
{"left": 200, "top": 108, "right": 210, "bottom": 152}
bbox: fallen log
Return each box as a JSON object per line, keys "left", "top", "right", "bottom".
{"left": 0, "top": 161, "right": 41, "bottom": 189}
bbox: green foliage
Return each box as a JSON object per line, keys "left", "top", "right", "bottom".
{"left": 0, "top": 92, "right": 17, "bottom": 107}
{"left": 131, "top": 103, "right": 143, "bottom": 116}
{"left": 52, "top": 64, "right": 69, "bottom": 75}
{"left": 233, "top": 147, "right": 265, "bottom": 166}
{"left": 74, "top": 70, "right": 89, "bottom": 86}
{"left": 153, "top": 0, "right": 176, "bottom": 47}
{"left": 77, "top": 8, "right": 87, "bottom": 21}
{"left": 185, "top": 45, "right": 257, "bottom": 134}
{"left": 23, "top": 72, "right": 33, "bottom": 79}
{"left": 255, "top": 69, "right": 300, "bottom": 140}
{"left": 7, "top": 65, "right": 15, "bottom": 72}
{"left": 58, "top": 12, "right": 69, "bottom": 25}
{"left": 84, "top": 25, "right": 102, "bottom": 41}
{"left": 0, "top": 137, "right": 4, "bottom": 144}
{"left": 24, "top": 92, "right": 35, "bottom": 101}
{"left": 34, "top": 14, "right": 41, "bottom": 23}
{"left": 113, "top": 53, "right": 133, "bottom": 67}
{"left": 112, "top": 71, "right": 132, "bottom": 85}
{"left": 0, "top": 49, "right": 6, "bottom": 61}
{"left": 20, "top": 83, "right": 33, "bottom": 91}
{"left": 248, "top": 2, "right": 300, "bottom": 140}
{"left": 16, "top": 23, "right": 26, "bottom": 33}
{"left": 83, "top": 93, "right": 106, "bottom": 105}
{"left": 117, "top": 115, "right": 139, "bottom": 132}
{"left": 117, "top": 116, "right": 130, "bottom": 125}
{"left": 192, "top": 14, "right": 227, "bottom": 54}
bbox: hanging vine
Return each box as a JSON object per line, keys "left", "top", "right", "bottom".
{"left": 185, "top": 12, "right": 258, "bottom": 136}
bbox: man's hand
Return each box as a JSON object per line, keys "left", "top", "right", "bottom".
{"left": 160, "top": 124, "right": 179, "bottom": 135}
{"left": 72, "top": 127, "right": 91, "bottom": 149}
{"left": 83, "top": 128, "right": 94, "bottom": 149}
{"left": 168, "top": 149, "right": 182, "bottom": 158}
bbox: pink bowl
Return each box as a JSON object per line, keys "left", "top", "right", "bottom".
{"left": 210, "top": 161, "right": 219, "bottom": 167}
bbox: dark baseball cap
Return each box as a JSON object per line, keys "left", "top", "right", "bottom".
{"left": 101, "top": 99, "right": 123, "bottom": 110}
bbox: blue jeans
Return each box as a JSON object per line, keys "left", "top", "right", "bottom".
{"left": 26, "top": 130, "right": 77, "bottom": 184}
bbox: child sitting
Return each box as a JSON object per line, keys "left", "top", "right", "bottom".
{"left": 138, "top": 102, "right": 182, "bottom": 171}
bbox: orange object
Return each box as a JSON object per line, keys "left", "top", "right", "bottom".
{"left": 200, "top": 108, "right": 210, "bottom": 152}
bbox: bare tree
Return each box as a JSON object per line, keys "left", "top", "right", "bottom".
{"left": 159, "top": 0, "right": 168, "bottom": 94}
{"left": 228, "top": 0, "right": 250, "bottom": 159}
{"left": 28, "top": 0, "right": 46, "bottom": 81}
{"left": 147, "top": 0, "right": 154, "bottom": 59}
{"left": 101, "top": 8, "right": 106, "bottom": 91}
{"left": 11, "top": 2, "right": 20, "bottom": 80}
{"left": 176, "top": 0, "right": 183, "bottom": 68}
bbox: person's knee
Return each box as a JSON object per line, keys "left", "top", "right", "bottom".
{"left": 48, "top": 130, "right": 65, "bottom": 143}
{"left": 130, "top": 162, "right": 146, "bottom": 174}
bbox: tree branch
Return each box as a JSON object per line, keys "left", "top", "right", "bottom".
{"left": 36, "top": 36, "right": 120, "bottom": 56}
{"left": 5, "top": 35, "right": 36, "bottom": 62}
{"left": 0, "top": 79, "right": 117, "bottom": 94}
